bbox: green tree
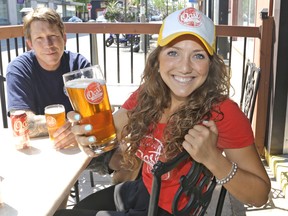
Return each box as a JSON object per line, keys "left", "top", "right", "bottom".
{"left": 73, "top": 0, "right": 139, "bottom": 22}
{"left": 73, "top": 0, "right": 90, "bottom": 13}
{"left": 104, "top": 0, "right": 123, "bottom": 21}
{"left": 152, "top": 0, "right": 167, "bottom": 16}
{"left": 151, "top": 0, "right": 185, "bottom": 18}
{"left": 104, "top": 0, "right": 138, "bottom": 22}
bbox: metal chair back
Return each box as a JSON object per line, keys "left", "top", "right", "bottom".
{"left": 0, "top": 74, "right": 7, "bottom": 128}
{"left": 240, "top": 61, "right": 261, "bottom": 122}
{"left": 148, "top": 151, "right": 216, "bottom": 216}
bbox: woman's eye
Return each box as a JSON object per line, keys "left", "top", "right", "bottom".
{"left": 167, "top": 50, "right": 177, "bottom": 56}
{"left": 195, "top": 53, "right": 205, "bottom": 59}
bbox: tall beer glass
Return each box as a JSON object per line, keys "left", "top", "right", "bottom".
{"left": 63, "top": 65, "right": 117, "bottom": 154}
{"left": 44, "top": 104, "right": 66, "bottom": 141}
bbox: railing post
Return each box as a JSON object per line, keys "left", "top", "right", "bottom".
{"left": 90, "top": 34, "right": 99, "bottom": 65}
{"left": 254, "top": 10, "right": 274, "bottom": 156}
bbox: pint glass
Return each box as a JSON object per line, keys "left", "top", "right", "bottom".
{"left": 63, "top": 65, "right": 117, "bottom": 154}
{"left": 44, "top": 104, "right": 66, "bottom": 141}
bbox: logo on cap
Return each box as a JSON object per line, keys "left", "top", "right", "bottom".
{"left": 178, "top": 7, "right": 202, "bottom": 27}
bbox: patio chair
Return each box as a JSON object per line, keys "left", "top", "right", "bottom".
{"left": 70, "top": 181, "right": 80, "bottom": 204}
{"left": 147, "top": 60, "right": 261, "bottom": 216}
{"left": 148, "top": 151, "right": 217, "bottom": 216}
{"left": 240, "top": 60, "right": 261, "bottom": 123}
{"left": 0, "top": 74, "right": 8, "bottom": 128}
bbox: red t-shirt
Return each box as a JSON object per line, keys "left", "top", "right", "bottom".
{"left": 122, "top": 90, "right": 254, "bottom": 213}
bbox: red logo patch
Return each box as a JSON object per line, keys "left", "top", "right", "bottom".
{"left": 178, "top": 7, "right": 202, "bottom": 27}
{"left": 84, "top": 81, "right": 104, "bottom": 104}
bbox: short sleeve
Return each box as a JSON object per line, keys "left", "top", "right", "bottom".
{"left": 121, "top": 89, "right": 139, "bottom": 110}
{"left": 213, "top": 99, "right": 254, "bottom": 149}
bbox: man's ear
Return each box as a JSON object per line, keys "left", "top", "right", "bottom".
{"left": 26, "top": 39, "right": 32, "bottom": 51}
{"left": 63, "top": 33, "right": 67, "bottom": 45}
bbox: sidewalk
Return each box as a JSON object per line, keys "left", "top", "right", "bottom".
{"left": 68, "top": 158, "right": 288, "bottom": 215}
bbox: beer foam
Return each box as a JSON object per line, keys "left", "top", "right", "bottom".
{"left": 65, "top": 79, "right": 105, "bottom": 89}
{"left": 45, "top": 106, "right": 65, "bottom": 114}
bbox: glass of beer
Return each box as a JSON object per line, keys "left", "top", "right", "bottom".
{"left": 62, "top": 65, "right": 117, "bottom": 154}
{"left": 44, "top": 104, "right": 66, "bottom": 141}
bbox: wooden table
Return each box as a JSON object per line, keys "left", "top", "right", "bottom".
{"left": 0, "top": 128, "right": 91, "bottom": 216}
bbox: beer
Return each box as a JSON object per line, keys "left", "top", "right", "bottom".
{"left": 44, "top": 104, "right": 66, "bottom": 140}
{"left": 10, "top": 110, "right": 30, "bottom": 149}
{"left": 65, "top": 79, "right": 116, "bottom": 151}
{"left": 63, "top": 65, "right": 117, "bottom": 153}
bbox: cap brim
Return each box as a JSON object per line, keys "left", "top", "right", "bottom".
{"left": 158, "top": 32, "right": 214, "bottom": 56}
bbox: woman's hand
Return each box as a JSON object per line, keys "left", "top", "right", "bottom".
{"left": 66, "top": 111, "right": 99, "bottom": 157}
{"left": 182, "top": 120, "right": 220, "bottom": 165}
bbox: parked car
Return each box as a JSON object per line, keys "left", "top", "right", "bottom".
{"left": 0, "top": 18, "right": 9, "bottom": 25}
{"left": 96, "top": 15, "right": 107, "bottom": 23}
{"left": 68, "top": 16, "right": 83, "bottom": 23}
{"left": 151, "top": 15, "right": 162, "bottom": 21}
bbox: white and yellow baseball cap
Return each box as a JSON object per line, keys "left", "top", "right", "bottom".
{"left": 157, "top": 7, "right": 215, "bottom": 55}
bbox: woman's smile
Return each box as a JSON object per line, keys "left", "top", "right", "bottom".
{"left": 173, "top": 75, "right": 196, "bottom": 84}
{"left": 158, "top": 35, "right": 210, "bottom": 101}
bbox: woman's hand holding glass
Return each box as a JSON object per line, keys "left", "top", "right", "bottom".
{"left": 67, "top": 111, "right": 99, "bottom": 157}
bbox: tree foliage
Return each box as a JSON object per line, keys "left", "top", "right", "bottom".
{"left": 73, "top": 0, "right": 90, "bottom": 12}
{"left": 104, "top": 0, "right": 138, "bottom": 22}
{"left": 72, "top": 0, "right": 185, "bottom": 22}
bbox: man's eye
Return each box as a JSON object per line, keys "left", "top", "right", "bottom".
{"left": 49, "top": 35, "right": 58, "bottom": 39}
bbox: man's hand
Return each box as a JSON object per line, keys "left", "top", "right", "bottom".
{"left": 53, "top": 121, "right": 78, "bottom": 150}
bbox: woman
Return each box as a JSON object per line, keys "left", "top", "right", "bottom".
{"left": 54, "top": 7, "right": 270, "bottom": 216}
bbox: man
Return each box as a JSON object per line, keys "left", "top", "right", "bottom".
{"left": 6, "top": 6, "right": 139, "bottom": 187}
{"left": 6, "top": 7, "right": 91, "bottom": 149}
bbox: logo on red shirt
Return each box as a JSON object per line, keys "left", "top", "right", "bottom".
{"left": 136, "top": 135, "right": 172, "bottom": 180}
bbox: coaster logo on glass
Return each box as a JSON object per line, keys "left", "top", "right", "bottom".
{"left": 85, "top": 82, "right": 104, "bottom": 104}
{"left": 44, "top": 104, "right": 66, "bottom": 141}
{"left": 63, "top": 65, "right": 117, "bottom": 154}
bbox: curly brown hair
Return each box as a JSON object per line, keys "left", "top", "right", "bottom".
{"left": 23, "top": 7, "right": 65, "bottom": 40}
{"left": 121, "top": 46, "right": 231, "bottom": 170}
